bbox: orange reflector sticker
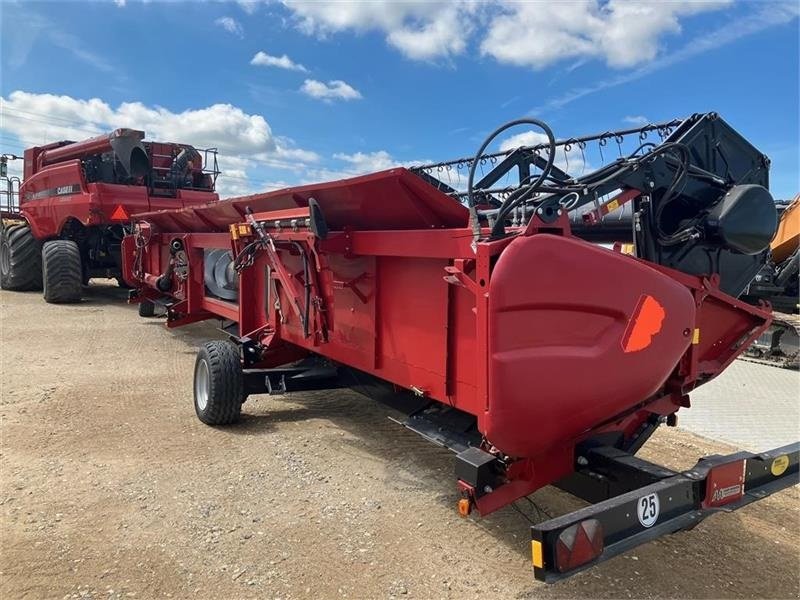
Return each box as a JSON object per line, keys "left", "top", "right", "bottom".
{"left": 110, "top": 205, "right": 130, "bottom": 221}
{"left": 531, "top": 540, "right": 544, "bottom": 568}
{"left": 622, "top": 294, "right": 665, "bottom": 353}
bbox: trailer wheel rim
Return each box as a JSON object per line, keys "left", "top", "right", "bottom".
{"left": 0, "top": 241, "right": 10, "bottom": 276}
{"left": 195, "top": 359, "right": 210, "bottom": 411}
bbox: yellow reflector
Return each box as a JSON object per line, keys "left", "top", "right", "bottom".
{"left": 606, "top": 199, "right": 619, "bottom": 212}
{"left": 531, "top": 540, "right": 543, "bottom": 568}
{"left": 692, "top": 328, "right": 701, "bottom": 344}
{"left": 238, "top": 224, "right": 250, "bottom": 236}
{"left": 771, "top": 455, "right": 789, "bottom": 476}
{"left": 229, "top": 224, "right": 240, "bottom": 240}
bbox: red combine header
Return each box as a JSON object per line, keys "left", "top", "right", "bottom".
{"left": 121, "top": 113, "right": 798, "bottom": 581}
{"left": 0, "top": 129, "right": 218, "bottom": 302}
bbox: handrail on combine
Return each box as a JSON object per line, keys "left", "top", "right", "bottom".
{"left": 0, "top": 154, "right": 22, "bottom": 216}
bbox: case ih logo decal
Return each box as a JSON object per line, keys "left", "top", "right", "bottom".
{"left": 622, "top": 294, "right": 665, "bottom": 353}
{"left": 25, "top": 184, "right": 81, "bottom": 201}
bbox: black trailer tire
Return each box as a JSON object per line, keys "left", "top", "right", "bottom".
{"left": 194, "top": 340, "right": 243, "bottom": 425}
{"left": 42, "top": 239, "right": 83, "bottom": 303}
{"left": 0, "top": 224, "right": 43, "bottom": 291}
{"left": 138, "top": 300, "right": 155, "bottom": 317}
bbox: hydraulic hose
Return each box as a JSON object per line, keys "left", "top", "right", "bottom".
{"left": 466, "top": 118, "right": 557, "bottom": 241}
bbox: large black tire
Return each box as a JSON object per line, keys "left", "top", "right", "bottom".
{"left": 0, "top": 224, "right": 43, "bottom": 291}
{"left": 138, "top": 300, "right": 155, "bottom": 317}
{"left": 42, "top": 239, "right": 82, "bottom": 303}
{"left": 193, "top": 340, "right": 243, "bottom": 425}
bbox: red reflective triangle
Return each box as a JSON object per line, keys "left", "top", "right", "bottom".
{"left": 110, "top": 205, "right": 130, "bottom": 221}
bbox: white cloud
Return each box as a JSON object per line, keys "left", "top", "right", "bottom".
{"left": 272, "top": 143, "right": 321, "bottom": 164}
{"left": 302, "top": 150, "right": 426, "bottom": 184}
{"left": 532, "top": 1, "right": 800, "bottom": 112}
{"left": 300, "top": 79, "right": 362, "bottom": 101}
{"left": 282, "top": 0, "right": 476, "bottom": 61}
{"left": 215, "top": 16, "right": 244, "bottom": 38}
{"left": 114, "top": 0, "right": 126, "bottom": 7}
{"left": 215, "top": 155, "right": 255, "bottom": 197}
{"left": 282, "top": 0, "right": 737, "bottom": 67}
{"left": 251, "top": 51, "right": 308, "bottom": 72}
{"left": 481, "top": 0, "right": 731, "bottom": 70}
{"left": 333, "top": 150, "right": 422, "bottom": 172}
{"left": 499, "top": 130, "right": 590, "bottom": 176}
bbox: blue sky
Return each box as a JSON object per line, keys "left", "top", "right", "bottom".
{"left": 1, "top": 0, "right": 798, "bottom": 199}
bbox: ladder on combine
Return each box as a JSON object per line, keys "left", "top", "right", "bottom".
{"left": 0, "top": 154, "right": 22, "bottom": 219}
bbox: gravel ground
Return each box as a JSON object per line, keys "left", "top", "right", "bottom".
{"left": 1, "top": 281, "right": 798, "bottom": 600}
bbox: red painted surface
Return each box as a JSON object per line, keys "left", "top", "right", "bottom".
{"left": 123, "top": 168, "right": 773, "bottom": 515}
{"left": 18, "top": 150, "right": 217, "bottom": 240}
{"left": 35, "top": 129, "right": 141, "bottom": 170}
{"left": 135, "top": 168, "right": 468, "bottom": 233}
{"left": 702, "top": 459, "right": 746, "bottom": 508}
{"left": 485, "top": 233, "right": 695, "bottom": 458}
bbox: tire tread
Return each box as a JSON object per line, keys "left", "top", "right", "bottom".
{"left": 0, "top": 224, "right": 43, "bottom": 291}
{"left": 42, "top": 239, "right": 82, "bottom": 303}
{"left": 195, "top": 340, "right": 243, "bottom": 425}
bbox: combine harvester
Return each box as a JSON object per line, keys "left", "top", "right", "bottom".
{"left": 122, "top": 113, "right": 798, "bottom": 581}
{"left": 0, "top": 129, "right": 218, "bottom": 303}
{"left": 741, "top": 195, "right": 800, "bottom": 367}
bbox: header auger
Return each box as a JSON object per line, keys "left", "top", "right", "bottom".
{"left": 121, "top": 112, "right": 798, "bottom": 581}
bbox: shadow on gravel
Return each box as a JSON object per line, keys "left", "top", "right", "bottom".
{"left": 227, "top": 390, "right": 570, "bottom": 563}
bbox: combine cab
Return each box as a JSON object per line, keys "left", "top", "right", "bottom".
{"left": 0, "top": 129, "right": 219, "bottom": 303}
{"left": 122, "top": 113, "right": 798, "bottom": 581}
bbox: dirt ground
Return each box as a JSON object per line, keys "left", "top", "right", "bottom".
{"left": 1, "top": 280, "right": 798, "bottom": 600}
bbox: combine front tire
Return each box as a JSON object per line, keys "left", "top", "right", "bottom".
{"left": 0, "top": 224, "right": 42, "bottom": 291}
{"left": 194, "top": 340, "right": 243, "bottom": 425}
{"left": 42, "top": 240, "right": 82, "bottom": 303}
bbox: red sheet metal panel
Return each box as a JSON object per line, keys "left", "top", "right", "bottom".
{"left": 135, "top": 168, "right": 469, "bottom": 233}
{"left": 484, "top": 234, "right": 696, "bottom": 458}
